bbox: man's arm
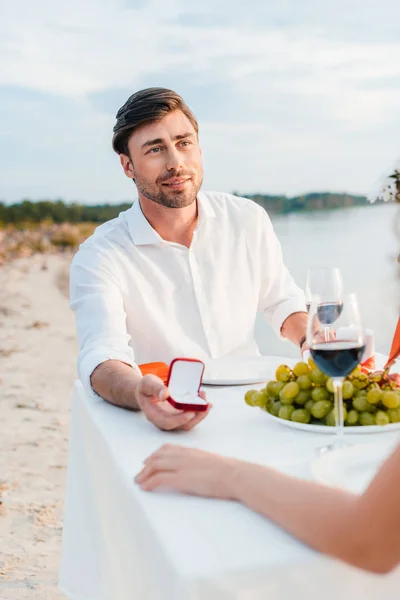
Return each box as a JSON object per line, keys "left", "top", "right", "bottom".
{"left": 280, "top": 311, "right": 308, "bottom": 348}
{"left": 69, "top": 246, "right": 141, "bottom": 401}
{"left": 70, "top": 246, "right": 211, "bottom": 431}
{"left": 90, "top": 360, "right": 142, "bottom": 410}
{"left": 90, "top": 360, "right": 211, "bottom": 430}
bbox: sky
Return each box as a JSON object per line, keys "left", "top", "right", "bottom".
{"left": 1, "top": 0, "right": 400, "bottom": 204}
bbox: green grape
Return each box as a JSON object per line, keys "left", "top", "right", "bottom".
{"left": 251, "top": 391, "right": 266, "bottom": 408}
{"left": 293, "top": 362, "right": 311, "bottom": 377}
{"left": 278, "top": 405, "right": 295, "bottom": 420}
{"left": 297, "top": 374, "right": 312, "bottom": 390}
{"left": 266, "top": 380, "right": 278, "bottom": 398}
{"left": 276, "top": 365, "right": 292, "bottom": 383}
{"left": 370, "top": 371, "right": 384, "bottom": 383}
{"left": 311, "top": 387, "right": 329, "bottom": 402}
{"left": 350, "top": 365, "right": 362, "bottom": 377}
{"left": 244, "top": 390, "right": 257, "bottom": 406}
{"left": 271, "top": 400, "right": 282, "bottom": 417}
{"left": 308, "top": 357, "right": 317, "bottom": 370}
{"left": 325, "top": 410, "right": 336, "bottom": 427}
{"left": 261, "top": 389, "right": 271, "bottom": 410}
{"left": 353, "top": 396, "right": 376, "bottom": 413}
{"left": 311, "top": 369, "right": 328, "bottom": 386}
{"left": 305, "top": 399, "right": 314, "bottom": 413}
{"left": 366, "top": 385, "right": 383, "bottom": 405}
{"left": 311, "top": 400, "right": 333, "bottom": 420}
{"left": 271, "top": 381, "right": 285, "bottom": 397}
{"left": 359, "top": 412, "right": 376, "bottom": 426}
{"left": 388, "top": 408, "right": 400, "bottom": 423}
{"left": 326, "top": 378, "right": 334, "bottom": 393}
{"left": 375, "top": 411, "right": 390, "bottom": 426}
{"left": 291, "top": 408, "right": 311, "bottom": 424}
{"left": 294, "top": 390, "right": 311, "bottom": 405}
{"left": 342, "top": 380, "right": 354, "bottom": 400}
{"left": 279, "top": 381, "right": 300, "bottom": 404}
{"left": 354, "top": 389, "right": 368, "bottom": 400}
{"left": 345, "top": 409, "right": 359, "bottom": 426}
{"left": 356, "top": 373, "right": 369, "bottom": 389}
{"left": 381, "top": 391, "right": 400, "bottom": 409}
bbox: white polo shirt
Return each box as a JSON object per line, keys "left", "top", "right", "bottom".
{"left": 70, "top": 191, "right": 305, "bottom": 395}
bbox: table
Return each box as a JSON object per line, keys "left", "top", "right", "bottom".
{"left": 59, "top": 378, "right": 400, "bottom": 600}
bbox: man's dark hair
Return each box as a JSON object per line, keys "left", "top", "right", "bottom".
{"left": 112, "top": 87, "right": 199, "bottom": 156}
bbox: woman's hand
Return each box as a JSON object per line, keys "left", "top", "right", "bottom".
{"left": 135, "top": 444, "right": 240, "bottom": 499}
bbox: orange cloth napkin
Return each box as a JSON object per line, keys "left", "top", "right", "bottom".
{"left": 138, "top": 362, "right": 170, "bottom": 385}
{"left": 384, "top": 317, "right": 400, "bottom": 370}
{"left": 360, "top": 356, "right": 375, "bottom": 373}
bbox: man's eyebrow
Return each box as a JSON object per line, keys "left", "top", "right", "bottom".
{"left": 141, "top": 132, "right": 195, "bottom": 149}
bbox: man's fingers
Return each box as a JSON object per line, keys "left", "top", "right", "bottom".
{"left": 138, "top": 376, "right": 172, "bottom": 406}
{"left": 143, "top": 403, "right": 196, "bottom": 430}
{"left": 181, "top": 404, "right": 212, "bottom": 431}
{"left": 139, "top": 374, "right": 167, "bottom": 399}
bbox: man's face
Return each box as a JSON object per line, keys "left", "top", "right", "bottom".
{"left": 121, "top": 110, "right": 203, "bottom": 208}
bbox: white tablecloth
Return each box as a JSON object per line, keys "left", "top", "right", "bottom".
{"left": 59, "top": 377, "right": 400, "bottom": 600}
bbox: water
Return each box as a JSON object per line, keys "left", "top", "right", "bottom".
{"left": 255, "top": 203, "right": 399, "bottom": 358}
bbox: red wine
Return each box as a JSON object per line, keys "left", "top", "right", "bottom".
{"left": 310, "top": 341, "right": 366, "bottom": 378}
{"left": 306, "top": 302, "right": 343, "bottom": 325}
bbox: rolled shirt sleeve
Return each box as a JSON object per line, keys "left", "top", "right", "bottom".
{"left": 69, "top": 246, "right": 142, "bottom": 398}
{"left": 257, "top": 209, "right": 306, "bottom": 338}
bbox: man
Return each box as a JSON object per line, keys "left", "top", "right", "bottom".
{"left": 70, "top": 87, "right": 307, "bottom": 432}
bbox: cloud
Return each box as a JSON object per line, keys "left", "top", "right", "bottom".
{"left": 1, "top": 0, "right": 400, "bottom": 202}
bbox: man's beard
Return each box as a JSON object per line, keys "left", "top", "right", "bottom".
{"left": 134, "top": 169, "right": 203, "bottom": 208}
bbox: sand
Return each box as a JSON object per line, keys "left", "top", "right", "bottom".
{"left": 0, "top": 253, "right": 76, "bottom": 599}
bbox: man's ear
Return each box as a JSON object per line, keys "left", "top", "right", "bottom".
{"left": 120, "top": 153, "right": 135, "bottom": 180}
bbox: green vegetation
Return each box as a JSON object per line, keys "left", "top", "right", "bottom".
{"left": 0, "top": 192, "right": 386, "bottom": 226}
{"left": 241, "top": 192, "right": 379, "bottom": 214}
{"left": 0, "top": 200, "right": 131, "bottom": 225}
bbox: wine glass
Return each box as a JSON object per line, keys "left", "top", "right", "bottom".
{"left": 307, "top": 293, "right": 365, "bottom": 450}
{"left": 305, "top": 267, "right": 343, "bottom": 341}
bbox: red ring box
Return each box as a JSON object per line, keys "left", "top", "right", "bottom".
{"left": 166, "top": 358, "right": 208, "bottom": 412}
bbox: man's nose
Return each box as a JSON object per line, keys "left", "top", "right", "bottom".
{"left": 166, "top": 147, "right": 183, "bottom": 171}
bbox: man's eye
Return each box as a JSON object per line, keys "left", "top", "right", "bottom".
{"left": 180, "top": 141, "right": 191, "bottom": 147}
{"left": 148, "top": 147, "right": 161, "bottom": 154}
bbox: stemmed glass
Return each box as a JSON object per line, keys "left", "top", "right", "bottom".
{"left": 307, "top": 293, "right": 365, "bottom": 449}
{"left": 305, "top": 267, "right": 343, "bottom": 341}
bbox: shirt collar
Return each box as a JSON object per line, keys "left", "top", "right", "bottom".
{"left": 127, "top": 191, "right": 216, "bottom": 246}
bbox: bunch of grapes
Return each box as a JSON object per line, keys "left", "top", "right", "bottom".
{"left": 244, "top": 359, "right": 400, "bottom": 427}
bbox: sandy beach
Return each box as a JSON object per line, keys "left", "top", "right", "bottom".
{"left": 0, "top": 254, "right": 76, "bottom": 599}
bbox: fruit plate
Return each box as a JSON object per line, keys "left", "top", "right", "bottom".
{"left": 311, "top": 439, "right": 399, "bottom": 493}
{"left": 202, "top": 356, "right": 298, "bottom": 386}
{"left": 260, "top": 409, "right": 400, "bottom": 434}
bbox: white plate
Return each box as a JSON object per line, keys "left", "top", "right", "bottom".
{"left": 311, "top": 440, "right": 399, "bottom": 494}
{"left": 261, "top": 410, "right": 400, "bottom": 434}
{"left": 202, "top": 355, "right": 297, "bottom": 386}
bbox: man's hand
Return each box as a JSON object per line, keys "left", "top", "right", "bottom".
{"left": 91, "top": 360, "right": 211, "bottom": 431}
{"left": 135, "top": 374, "right": 211, "bottom": 431}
